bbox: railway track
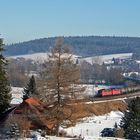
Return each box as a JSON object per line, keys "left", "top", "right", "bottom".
{"left": 91, "top": 91, "right": 140, "bottom": 102}
{"left": 67, "top": 90, "right": 140, "bottom": 105}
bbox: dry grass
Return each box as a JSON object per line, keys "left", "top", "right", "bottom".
{"left": 69, "top": 100, "right": 127, "bottom": 121}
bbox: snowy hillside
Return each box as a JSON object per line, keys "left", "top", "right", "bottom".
{"left": 9, "top": 53, "right": 49, "bottom": 63}
{"left": 8, "top": 52, "right": 132, "bottom": 66}
{"left": 9, "top": 52, "right": 80, "bottom": 63}
{"left": 80, "top": 53, "right": 132, "bottom": 65}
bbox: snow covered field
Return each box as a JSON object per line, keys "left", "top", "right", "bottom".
{"left": 64, "top": 111, "right": 123, "bottom": 138}
{"left": 34, "top": 135, "right": 127, "bottom": 140}
{"left": 32, "top": 111, "right": 125, "bottom": 140}
{"left": 80, "top": 53, "right": 132, "bottom": 65}
{"left": 9, "top": 53, "right": 49, "bottom": 63}
{"left": 10, "top": 87, "right": 23, "bottom": 104}
{"left": 9, "top": 52, "right": 132, "bottom": 66}
{"left": 9, "top": 52, "right": 80, "bottom": 64}
{"left": 78, "top": 84, "right": 109, "bottom": 99}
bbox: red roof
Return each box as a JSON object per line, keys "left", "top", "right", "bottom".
{"left": 25, "top": 97, "right": 41, "bottom": 106}
{"left": 18, "top": 97, "right": 56, "bottom": 130}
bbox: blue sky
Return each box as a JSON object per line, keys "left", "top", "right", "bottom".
{"left": 1, "top": 0, "right": 140, "bottom": 44}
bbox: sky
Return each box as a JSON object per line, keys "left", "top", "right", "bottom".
{"left": 1, "top": 0, "right": 140, "bottom": 44}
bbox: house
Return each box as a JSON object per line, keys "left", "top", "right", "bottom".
{"left": 13, "top": 97, "right": 56, "bottom": 131}
{"left": 0, "top": 97, "right": 56, "bottom": 138}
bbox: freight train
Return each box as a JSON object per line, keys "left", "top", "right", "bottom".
{"left": 96, "top": 86, "right": 140, "bottom": 97}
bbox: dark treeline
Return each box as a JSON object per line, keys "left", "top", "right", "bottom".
{"left": 4, "top": 36, "right": 140, "bottom": 56}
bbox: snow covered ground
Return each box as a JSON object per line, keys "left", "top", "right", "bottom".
{"left": 31, "top": 111, "right": 125, "bottom": 140}
{"left": 34, "top": 135, "right": 127, "bottom": 140}
{"left": 10, "top": 87, "right": 23, "bottom": 104}
{"left": 9, "top": 52, "right": 80, "bottom": 64}
{"left": 78, "top": 84, "right": 109, "bottom": 99}
{"left": 9, "top": 52, "right": 132, "bottom": 66}
{"left": 64, "top": 111, "right": 124, "bottom": 138}
{"left": 9, "top": 53, "right": 49, "bottom": 63}
{"left": 80, "top": 53, "right": 132, "bottom": 65}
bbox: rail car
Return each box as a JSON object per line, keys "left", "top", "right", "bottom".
{"left": 97, "top": 86, "right": 140, "bottom": 97}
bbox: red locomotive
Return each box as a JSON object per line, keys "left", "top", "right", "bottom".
{"left": 90, "top": 85, "right": 140, "bottom": 99}
{"left": 98, "top": 88, "right": 122, "bottom": 97}
{"left": 97, "top": 86, "right": 140, "bottom": 97}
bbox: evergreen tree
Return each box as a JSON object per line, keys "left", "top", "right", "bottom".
{"left": 120, "top": 97, "right": 140, "bottom": 139}
{"left": 0, "top": 38, "right": 11, "bottom": 112}
{"left": 23, "top": 75, "right": 37, "bottom": 100}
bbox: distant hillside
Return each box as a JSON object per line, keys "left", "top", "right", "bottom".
{"left": 4, "top": 36, "right": 140, "bottom": 57}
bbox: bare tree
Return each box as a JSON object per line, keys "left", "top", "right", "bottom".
{"left": 40, "top": 37, "right": 85, "bottom": 135}
{"left": 7, "top": 59, "right": 29, "bottom": 87}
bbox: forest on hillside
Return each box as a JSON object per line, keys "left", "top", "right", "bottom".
{"left": 4, "top": 36, "right": 140, "bottom": 56}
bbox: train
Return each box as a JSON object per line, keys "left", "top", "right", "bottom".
{"left": 96, "top": 86, "right": 140, "bottom": 97}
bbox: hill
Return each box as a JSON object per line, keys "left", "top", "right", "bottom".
{"left": 4, "top": 36, "right": 140, "bottom": 57}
